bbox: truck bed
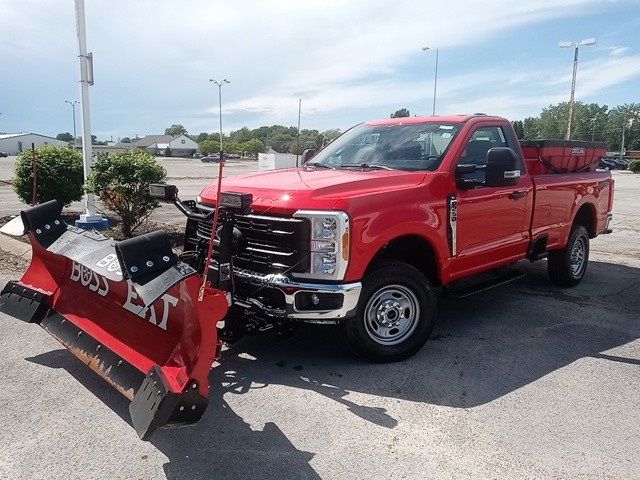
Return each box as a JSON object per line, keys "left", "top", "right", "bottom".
{"left": 530, "top": 170, "right": 614, "bottom": 250}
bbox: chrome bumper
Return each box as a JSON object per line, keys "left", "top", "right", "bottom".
{"left": 231, "top": 269, "right": 362, "bottom": 322}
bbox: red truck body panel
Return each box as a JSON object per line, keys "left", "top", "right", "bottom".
{"left": 200, "top": 115, "right": 614, "bottom": 287}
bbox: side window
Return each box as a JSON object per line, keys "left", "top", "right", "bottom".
{"left": 458, "top": 126, "right": 508, "bottom": 183}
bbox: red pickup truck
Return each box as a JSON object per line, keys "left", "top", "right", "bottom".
{"left": 0, "top": 113, "right": 615, "bottom": 438}
{"left": 183, "top": 114, "right": 614, "bottom": 361}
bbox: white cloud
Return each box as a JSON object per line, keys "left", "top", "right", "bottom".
{"left": 0, "top": 0, "right": 636, "bottom": 136}
{"left": 607, "top": 46, "right": 631, "bottom": 56}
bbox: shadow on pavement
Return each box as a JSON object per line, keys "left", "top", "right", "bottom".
{"left": 25, "top": 259, "right": 640, "bottom": 479}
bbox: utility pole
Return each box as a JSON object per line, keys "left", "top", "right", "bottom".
{"left": 558, "top": 38, "right": 596, "bottom": 140}
{"left": 296, "top": 98, "right": 301, "bottom": 166}
{"left": 74, "top": 0, "right": 107, "bottom": 229}
{"left": 422, "top": 46, "right": 439, "bottom": 116}
{"left": 620, "top": 117, "right": 633, "bottom": 160}
{"left": 65, "top": 100, "right": 79, "bottom": 146}
{"left": 209, "top": 78, "right": 229, "bottom": 163}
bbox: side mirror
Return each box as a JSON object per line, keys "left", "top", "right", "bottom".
{"left": 301, "top": 149, "right": 316, "bottom": 164}
{"left": 149, "top": 183, "right": 178, "bottom": 201}
{"left": 485, "top": 147, "right": 521, "bottom": 187}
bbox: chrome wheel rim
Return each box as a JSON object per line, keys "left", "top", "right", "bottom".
{"left": 570, "top": 236, "right": 587, "bottom": 277}
{"left": 364, "top": 284, "right": 420, "bottom": 346}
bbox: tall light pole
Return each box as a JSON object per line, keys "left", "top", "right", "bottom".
{"left": 296, "top": 98, "right": 301, "bottom": 166}
{"left": 209, "top": 78, "right": 229, "bottom": 163}
{"left": 422, "top": 46, "right": 439, "bottom": 116}
{"left": 74, "top": 0, "right": 107, "bottom": 229}
{"left": 620, "top": 117, "right": 634, "bottom": 160}
{"left": 65, "top": 100, "right": 79, "bottom": 146}
{"left": 558, "top": 37, "right": 596, "bottom": 140}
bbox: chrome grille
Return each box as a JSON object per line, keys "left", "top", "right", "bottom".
{"left": 192, "top": 207, "right": 310, "bottom": 274}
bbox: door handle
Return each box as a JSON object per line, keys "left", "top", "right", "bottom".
{"left": 508, "top": 191, "right": 526, "bottom": 200}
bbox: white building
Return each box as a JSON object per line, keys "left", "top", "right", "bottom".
{"left": 0, "top": 133, "right": 68, "bottom": 155}
{"left": 130, "top": 134, "right": 199, "bottom": 157}
{"left": 258, "top": 150, "right": 299, "bottom": 170}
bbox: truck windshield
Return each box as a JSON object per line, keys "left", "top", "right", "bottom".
{"left": 307, "top": 122, "right": 462, "bottom": 171}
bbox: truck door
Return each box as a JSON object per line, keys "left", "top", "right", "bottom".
{"left": 449, "top": 124, "right": 533, "bottom": 279}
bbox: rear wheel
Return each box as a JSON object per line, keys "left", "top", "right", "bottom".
{"left": 345, "top": 260, "right": 436, "bottom": 362}
{"left": 547, "top": 224, "right": 590, "bottom": 287}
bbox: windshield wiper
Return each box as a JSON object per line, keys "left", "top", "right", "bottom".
{"left": 338, "top": 163, "right": 396, "bottom": 171}
{"left": 304, "top": 162, "right": 333, "bottom": 169}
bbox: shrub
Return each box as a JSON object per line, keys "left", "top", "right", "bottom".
{"left": 629, "top": 159, "right": 640, "bottom": 173}
{"left": 86, "top": 151, "right": 166, "bottom": 237}
{"left": 13, "top": 145, "right": 84, "bottom": 206}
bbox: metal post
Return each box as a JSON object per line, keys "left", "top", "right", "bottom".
{"left": 432, "top": 49, "right": 439, "bottom": 116}
{"left": 65, "top": 100, "right": 79, "bottom": 146}
{"left": 209, "top": 79, "right": 229, "bottom": 164}
{"left": 31, "top": 143, "right": 37, "bottom": 206}
{"left": 296, "top": 98, "right": 301, "bottom": 167}
{"left": 620, "top": 118, "right": 627, "bottom": 160}
{"left": 74, "top": 0, "right": 106, "bottom": 228}
{"left": 218, "top": 83, "right": 223, "bottom": 162}
{"left": 421, "top": 47, "right": 439, "bottom": 116}
{"left": 565, "top": 45, "right": 579, "bottom": 140}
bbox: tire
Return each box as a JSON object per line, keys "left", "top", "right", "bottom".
{"left": 547, "top": 224, "right": 590, "bottom": 287}
{"left": 345, "top": 260, "right": 436, "bottom": 362}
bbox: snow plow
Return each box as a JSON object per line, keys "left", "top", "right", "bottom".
{"left": 0, "top": 196, "right": 239, "bottom": 439}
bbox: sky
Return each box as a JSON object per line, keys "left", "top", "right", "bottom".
{"left": 1, "top": 0, "right": 639, "bottom": 140}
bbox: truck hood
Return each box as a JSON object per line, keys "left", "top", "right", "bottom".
{"left": 199, "top": 167, "right": 428, "bottom": 214}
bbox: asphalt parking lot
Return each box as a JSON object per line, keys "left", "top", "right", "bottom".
{"left": 0, "top": 165, "right": 638, "bottom": 479}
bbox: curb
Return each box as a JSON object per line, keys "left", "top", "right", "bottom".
{"left": 0, "top": 233, "right": 32, "bottom": 261}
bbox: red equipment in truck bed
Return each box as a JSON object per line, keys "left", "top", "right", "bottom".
{"left": 520, "top": 140, "right": 607, "bottom": 175}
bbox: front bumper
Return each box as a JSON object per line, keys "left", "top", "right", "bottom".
{"left": 231, "top": 268, "right": 362, "bottom": 322}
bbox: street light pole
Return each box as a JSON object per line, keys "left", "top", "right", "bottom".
{"left": 422, "top": 46, "right": 439, "bottom": 116}
{"left": 209, "top": 78, "right": 229, "bottom": 163}
{"left": 619, "top": 117, "right": 633, "bottom": 160}
{"left": 296, "top": 98, "right": 301, "bottom": 167}
{"left": 65, "top": 100, "right": 79, "bottom": 146}
{"left": 73, "top": 0, "right": 107, "bottom": 229}
{"left": 558, "top": 37, "right": 596, "bottom": 140}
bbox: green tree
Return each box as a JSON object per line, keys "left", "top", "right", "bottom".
{"left": 391, "top": 108, "right": 410, "bottom": 118}
{"left": 224, "top": 140, "right": 242, "bottom": 154}
{"left": 86, "top": 151, "right": 166, "bottom": 237}
{"left": 13, "top": 145, "right": 84, "bottom": 206}
{"left": 199, "top": 139, "right": 220, "bottom": 154}
{"left": 164, "top": 124, "right": 188, "bottom": 136}
{"left": 56, "top": 132, "right": 73, "bottom": 142}
{"left": 511, "top": 121, "right": 524, "bottom": 139}
{"left": 120, "top": 137, "right": 131, "bottom": 143}
{"left": 321, "top": 129, "right": 341, "bottom": 146}
{"left": 241, "top": 139, "right": 265, "bottom": 157}
{"left": 195, "top": 132, "right": 209, "bottom": 143}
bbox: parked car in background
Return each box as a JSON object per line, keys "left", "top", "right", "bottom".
{"left": 0, "top": 151, "right": 8, "bottom": 158}
{"left": 599, "top": 156, "right": 629, "bottom": 170}
{"left": 193, "top": 152, "right": 203, "bottom": 159}
{"left": 200, "top": 155, "right": 220, "bottom": 163}
{"left": 599, "top": 157, "right": 618, "bottom": 170}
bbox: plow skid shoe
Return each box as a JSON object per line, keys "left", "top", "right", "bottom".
{"left": 0, "top": 201, "right": 229, "bottom": 439}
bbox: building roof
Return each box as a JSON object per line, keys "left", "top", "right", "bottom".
{"left": 0, "top": 132, "right": 64, "bottom": 141}
{"left": 130, "top": 135, "right": 174, "bottom": 148}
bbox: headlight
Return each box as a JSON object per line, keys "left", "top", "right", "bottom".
{"left": 293, "top": 210, "right": 350, "bottom": 280}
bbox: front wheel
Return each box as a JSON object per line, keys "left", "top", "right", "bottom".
{"left": 547, "top": 224, "right": 590, "bottom": 287}
{"left": 345, "top": 260, "right": 436, "bottom": 362}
